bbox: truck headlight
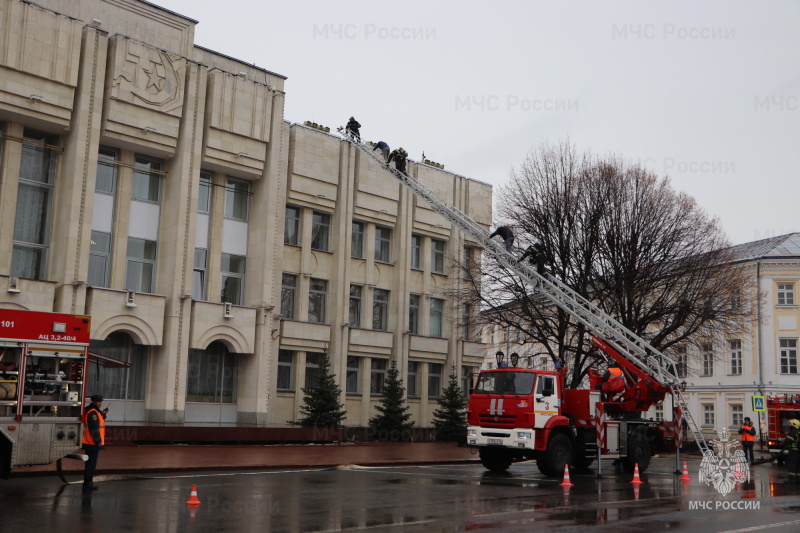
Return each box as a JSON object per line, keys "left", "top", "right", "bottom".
{"left": 467, "top": 429, "right": 477, "bottom": 437}
{"left": 517, "top": 432, "right": 532, "bottom": 440}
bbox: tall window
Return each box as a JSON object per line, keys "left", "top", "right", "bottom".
{"left": 463, "top": 246, "right": 476, "bottom": 278}
{"left": 351, "top": 221, "right": 364, "bottom": 258}
{"left": 281, "top": 274, "right": 297, "bottom": 319}
{"left": 409, "top": 294, "right": 420, "bottom": 334}
{"left": 780, "top": 339, "right": 798, "bottom": 374}
{"left": 220, "top": 253, "right": 246, "bottom": 305}
{"left": 729, "top": 339, "right": 742, "bottom": 375}
{"left": 777, "top": 283, "right": 795, "bottom": 305}
{"left": 192, "top": 248, "right": 208, "bottom": 300}
{"left": 11, "top": 130, "right": 58, "bottom": 280}
{"left": 225, "top": 178, "right": 250, "bottom": 221}
{"left": 428, "top": 363, "right": 443, "bottom": 398}
{"left": 88, "top": 231, "right": 112, "bottom": 288}
{"left": 132, "top": 154, "right": 162, "bottom": 203}
{"left": 410, "top": 234, "right": 421, "bottom": 269}
{"left": 284, "top": 206, "right": 300, "bottom": 245}
{"left": 430, "top": 298, "right": 444, "bottom": 338}
{"left": 461, "top": 303, "right": 473, "bottom": 341}
{"left": 674, "top": 346, "right": 688, "bottom": 378}
{"left": 370, "top": 358, "right": 387, "bottom": 394}
{"left": 311, "top": 211, "right": 331, "bottom": 251}
{"left": 375, "top": 226, "right": 391, "bottom": 262}
{"left": 703, "top": 404, "right": 715, "bottom": 426}
{"left": 349, "top": 285, "right": 363, "bottom": 327}
{"left": 305, "top": 352, "right": 323, "bottom": 389}
{"left": 373, "top": 289, "right": 389, "bottom": 330}
{"left": 431, "top": 239, "right": 446, "bottom": 274}
{"left": 87, "top": 332, "right": 147, "bottom": 400}
{"left": 346, "top": 356, "right": 361, "bottom": 394}
{"left": 407, "top": 361, "right": 419, "bottom": 397}
{"left": 186, "top": 341, "right": 238, "bottom": 403}
{"left": 95, "top": 146, "right": 118, "bottom": 195}
{"left": 701, "top": 343, "right": 713, "bottom": 377}
{"left": 461, "top": 365, "right": 474, "bottom": 398}
{"left": 277, "top": 350, "right": 294, "bottom": 391}
{"left": 308, "top": 278, "right": 328, "bottom": 323}
{"left": 125, "top": 237, "right": 157, "bottom": 293}
{"left": 731, "top": 404, "right": 744, "bottom": 428}
{"left": 197, "top": 172, "right": 211, "bottom": 213}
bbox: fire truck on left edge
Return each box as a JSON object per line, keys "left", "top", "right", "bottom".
{"left": 0, "top": 308, "right": 91, "bottom": 478}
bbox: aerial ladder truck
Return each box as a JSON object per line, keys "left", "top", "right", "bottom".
{"left": 341, "top": 132, "right": 711, "bottom": 476}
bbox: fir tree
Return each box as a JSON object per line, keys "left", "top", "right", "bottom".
{"left": 369, "top": 360, "right": 414, "bottom": 441}
{"left": 297, "top": 352, "right": 346, "bottom": 428}
{"left": 431, "top": 366, "right": 468, "bottom": 442}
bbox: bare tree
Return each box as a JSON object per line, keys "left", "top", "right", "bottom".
{"left": 458, "top": 141, "right": 751, "bottom": 387}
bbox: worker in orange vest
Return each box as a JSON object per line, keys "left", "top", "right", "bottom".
{"left": 596, "top": 361, "right": 625, "bottom": 402}
{"left": 82, "top": 394, "right": 107, "bottom": 491}
{"left": 738, "top": 416, "right": 756, "bottom": 464}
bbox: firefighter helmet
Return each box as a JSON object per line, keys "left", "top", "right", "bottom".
{"left": 790, "top": 419, "right": 800, "bottom": 429}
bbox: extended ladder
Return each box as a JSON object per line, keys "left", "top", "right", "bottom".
{"left": 346, "top": 134, "right": 711, "bottom": 458}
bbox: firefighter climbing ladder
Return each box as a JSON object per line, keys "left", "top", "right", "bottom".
{"left": 345, "top": 133, "right": 712, "bottom": 461}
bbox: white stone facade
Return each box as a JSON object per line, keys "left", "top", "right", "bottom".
{"left": 0, "top": 0, "right": 490, "bottom": 427}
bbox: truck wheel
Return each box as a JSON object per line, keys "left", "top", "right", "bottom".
{"left": 538, "top": 432, "right": 573, "bottom": 477}
{"left": 479, "top": 448, "right": 512, "bottom": 472}
{"left": 623, "top": 426, "right": 651, "bottom": 472}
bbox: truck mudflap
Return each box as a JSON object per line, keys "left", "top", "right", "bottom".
{"left": 467, "top": 425, "right": 536, "bottom": 451}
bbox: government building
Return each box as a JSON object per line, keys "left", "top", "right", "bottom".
{"left": 0, "top": 0, "right": 491, "bottom": 430}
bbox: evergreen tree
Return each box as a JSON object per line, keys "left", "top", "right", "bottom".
{"left": 432, "top": 366, "right": 468, "bottom": 441}
{"left": 369, "top": 360, "right": 414, "bottom": 441}
{"left": 298, "top": 352, "right": 346, "bottom": 428}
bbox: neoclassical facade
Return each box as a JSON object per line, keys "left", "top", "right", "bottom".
{"left": 0, "top": 0, "right": 490, "bottom": 427}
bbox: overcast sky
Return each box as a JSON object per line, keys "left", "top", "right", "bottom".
{"left": 160, "top": 0, "right": 799, "bottom": 246}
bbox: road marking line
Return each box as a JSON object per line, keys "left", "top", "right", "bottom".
{"left": 717, "top": 520, "right": 800, "bottom": 532}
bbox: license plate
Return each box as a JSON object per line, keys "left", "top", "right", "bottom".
{"left": 488, "top": 438, "right": 502, "bottom": 445}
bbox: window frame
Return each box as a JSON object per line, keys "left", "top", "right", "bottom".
{"left": 308, "top": 278, "right": 328, "bottom": 324}
{"left": 132, "top": 154, "right": 163, "bottom": 204}
{"left": 277, "top": 350, "right": 294, "bottom": 391}
{"left": 777, "top": 283, "right": 796, "bottom": 306}
{"left": 428, "top": 362, "right": 443, "bottom": 398}
{"left": 728, "top": 339, "right": 742, "bottom": 375}
{"left": 351, "top": 221, "right": 364, "bottom": 259}
{"left": 281, "top": 273, "right": 298, "bottom": 319}
{"left": 284, "top": 206, "right": 301, "bottom": 246}
{"left": 408, "top": 294, "right": 420, "bottom": 335}
{"left": 375, "top": 226, "right": 391, "bottom": 263}
{"left": 349, "top": 284, "right": 363, "bottom": 328}
{"left": 88, "top": 230, "right": 112, "bottom": 288}
{"left": 372, "top": 288, "right": 389, "bottom": 331}
{"left": 346, "top": 356, "right": 361, "bottom": 394}
{"left": 779, "top": 338, "right": 798, "bottom": 374}
{"left": 430, "top": 298, "right": 444, "bottom": 338}
{"left": 197, "top": 171, "right": 212, "bottom": 214}
{"left": 701, "top": 343, "right": 713, "bottom": 377}
{"left": 407, "top": 361, "right": 419, "bottom": 397}
{"left": 702, "top": 403, "right": 715, "bottom": 427}
{"left": 431, "top": 238, "right": 446, "bottom": 274}
{"left": 220, "top": 252, "right": 247, "bottom": 305}
{"left": 311, "top": 211, "right": 331, "bottom": 252}
{"left": 224, "top": 177, "right": 250, "bottom": 221}
{"left": 192, "top": 248, "right": 208, "bottom": 300}
{"left": 410, "top": 234, "right": 421, "bottom": 270}
{"left": 125, "top": 237, "right": 157, "bottom": 293}
{"left": 731, "top": 404, "right": 744, "bottom": 428}
{"left": 370, "top": 358, "right": 388, "bottom": 395}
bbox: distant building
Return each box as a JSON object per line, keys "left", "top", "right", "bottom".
{"left": 0, "top": 0, "right": 489, "bottom": 429}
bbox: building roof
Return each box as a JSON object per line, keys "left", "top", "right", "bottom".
{"left": 726, "top": 233, "right": 800, "bottom": 262}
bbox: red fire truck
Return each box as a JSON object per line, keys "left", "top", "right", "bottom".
{"left": 766, "top": 394, "right": 800, "bottom": 465}
{"left": 0, "top": 309, "right": 91, "bottom": 478}
{"left": 467, "top": 337, "right": 678, "bottom": 476}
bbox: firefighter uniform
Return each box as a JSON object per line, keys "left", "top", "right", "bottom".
{"left": 783, "top": 420, "right": 800, "bottom": 484}
{"left": 738, "top": 417, "right": 756, "bottom": 464}
{"left": 82, "top": 394, "right": 106, "bottom": 491}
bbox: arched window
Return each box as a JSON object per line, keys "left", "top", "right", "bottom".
{"left": 88, "top": 331, "right": 147, "bottom": 400}
{"left": 186, "top": 341, "right": 238, "bottom": 403}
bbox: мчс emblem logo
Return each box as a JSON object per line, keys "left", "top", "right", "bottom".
{"left": 699, "top": 426, "right": 749, "bottom": 496}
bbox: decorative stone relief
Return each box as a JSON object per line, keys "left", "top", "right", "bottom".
{"left": 110, "top": 37, "right": 186, "bottom": 114}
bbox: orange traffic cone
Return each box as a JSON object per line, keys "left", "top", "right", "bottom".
{"left": 560, "top": 463, "right": 574, "bottom": 487}
{"left": 185, "top": 483, "right": 202, "bottom": 505}
{"left": 680, "top": 461, "right": 691, "bottom": 482}
{"left": 630, "top": 463, "right": 643, "bottom": 485}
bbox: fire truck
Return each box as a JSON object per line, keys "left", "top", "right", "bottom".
{"left": 766, "top": 394, "right": 800, "bottom": 465}
{"left": 344, "top": 133, "right": 711, "bottom": 476}
{"left": 0, "top": 309, "right": 91, "bottom": 478}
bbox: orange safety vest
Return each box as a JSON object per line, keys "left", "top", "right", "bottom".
{"left": 608, "top": 367, "right": 623, "bottom": 379}
{"left": 740, "top": 424, "right": 755, "bottom": 442}
{"left": 82, "top": 406, "right": 105, "bottom": 446}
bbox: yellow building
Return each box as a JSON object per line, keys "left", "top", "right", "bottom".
{"left": 0, "top": 0, "right": 489, "bottom": 430}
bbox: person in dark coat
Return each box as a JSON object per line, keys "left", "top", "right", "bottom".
{"left": 738, "top": 416, "right": 757, "bottom": 464}
{"left": 519, "top": 242, "right": 549, "bottom": 275}
{"left": 345, "top": 117, "right": 361, "bottom": 142}
{"left": 373, "top": 141, "right": 390, "bottom": 162}
{"left": 82, "top": 394, "right": 107, "bottom": 491}
{"left": 488, "top": 226, "right": 515, "bottom": 252}
{"left": 388, "top": 147, "right": 408, "bottom": 174}
{"left": 782, "top": 419, "right": 800, "bottom": 484}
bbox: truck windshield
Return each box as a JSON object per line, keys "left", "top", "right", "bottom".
{"left": 474, "top": 371, "right": 536, "bottom": 395}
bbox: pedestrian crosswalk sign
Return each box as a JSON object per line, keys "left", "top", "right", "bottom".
{"left": 752, "top": 396, "right": 765, "bottom": 412}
